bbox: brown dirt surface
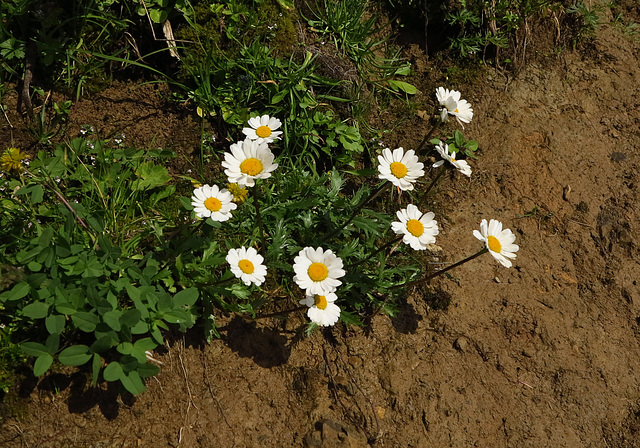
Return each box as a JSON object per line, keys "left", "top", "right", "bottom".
{"left": 3, "top": 10, "right": 640, "bottom": 448}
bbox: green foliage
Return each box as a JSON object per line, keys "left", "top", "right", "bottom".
{"left": 0, "top": 136, "right": 193, "bottom": 394}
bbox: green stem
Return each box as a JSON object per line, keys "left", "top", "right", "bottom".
{"left": 399, "top": 247, "right": 489, "bottom": 290}
{"left": 348, "top": 235, "right": 403, "bottom": 269}
{"left": 320, "top": 181, "right": 390, "bottom": 245}
{"left": 253, "top": 184, "right": 267, "bottom": 252}
{"left": 419, "top": 164, "right": 447, "bottom": 203}
{"left": 416, "top": 120, "right": 441, "bottom": 155}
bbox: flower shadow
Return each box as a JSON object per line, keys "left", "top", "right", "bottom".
{"left": 222, "top": 316, "right": 291, "bottom": 368}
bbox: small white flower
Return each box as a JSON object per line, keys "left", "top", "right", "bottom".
{"left": 377, "top": 147, "right": 425, "bottom": 191}
{"left": 191, "top": 184, "right": 237, "bottom": 221}
{"left": 222, "top": 138, "right": 278, "bottom": 187}
{"left": 391, "top": 204, "right": 439, "bottom": 250}
{"left": 432, "top": 141, "right": 472, "bottom": 177}
{"left": 473, "top": 219, "right": 519, "bottom": 268}
{"left": 435, "top": 87, "right": 473, "bottom": 125}
{"left": 300, "top": 292, "right": 340, "bottom": 327}
{"left": 226, "top": 246, "right": 267, "bottom": 286}
{"left": 293, "top": 247, "right": 346, "bottom": 295}
{"left": 242, "top": 114, "right": 283, "bottom": 144}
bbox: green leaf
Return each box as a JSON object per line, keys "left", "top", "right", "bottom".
{"left": 33, "top": 354, "right": 53, "bottom": 376}
{"left": 59, "top": 345, "right": 92, "bottom": 366}
{"left": 45, "top": 333, "right": 59, "bottom": 354}
{"left": 120, "top": 370, "right": 146, "bottom": 395}
{"left": 454, "top": 129, "right": 465, "bottom": 147}
{"left": 90, "top": 335, "right": 117, "bottom": 353}
{"left": 21, "top": 342, "right": 49, "bottom": 357}
{"left": 103, "top": 310, "right": 122, "bottom": 331}
{"left": 394, "top": 64, "right": 411, "bottom": 76}
{"left": 137, "top": 362, "right": 160, "bottom": 378}
{"left": 133, "top": 337, "right": 157, "bottom": 353}
{"left": 22, "top": 301, "right": 50, "bottom": 319}
{"left": 173, "top": 287, "right": 198, "bottom": 308}
{"left": 179, "top": 196, "right": 193, "bottom": 211}
{"left": 271, "top": 89, "right": 288, "bottom": 104}
{"left": 91, "top": 353, "right": 101, "bottom": 387}
{"left": 0, "top": 281, "right": 30, "bottom": 302}
{"left": 103, "top": 361, "right": 124, "bottom": 382}
{"left": 45, "top": 314, "right": 65, "bottom": 334}
{"left": 120, "top": 309, "right": 141, "bottom": 328}
{"left": 131, "top": 162, "right": 171, "bottom": 191}
{"left": 72, "top": 312, "right": 100, "bottom": 332}
{"left": 387, "top": 80, "right": 417, "bottom": 95}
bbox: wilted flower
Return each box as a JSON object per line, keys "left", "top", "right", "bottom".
{"left": 473, "top": 219, "right": 519, "bottom": 268}
{"left": 0, "top": 148, "right": 30, "bottom": 173}
{"left": 191, "top": 184, "right": 237, "bottom": 221}
{"left": 377, "top": 147, "right": 424, "bottom": 191}
{"left": 226, "top": 183, "right": 249, "bottom": 204}
{"left": 432, "top": 141, "right": 472, "bottom": 177}
{"left": 436, "top": 87, "right": 473, "bottom": 125}
{"left": 226, "top": 246, "right": 267, "bottom": 286}
{"left": 242, "top": 114, "right": 283, "bottom": 144}
{"left": 391, "top": 204, "right": 439, "bottom": 250}
{"left": 222, "top": 139, "right": 278, "bottom": 187}
{"left": 300, "top": 292, "right": 340, "bottom": 327}
{"left": 293, "top": 247, "right": 345, "bottom": 296}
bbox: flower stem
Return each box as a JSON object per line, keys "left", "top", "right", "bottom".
{"left": 348, "top": 235, "right": 403, "bottom": 269}
{"left": 320, "top": 181, "right": 390, "bottom": 245}
{"left": 402, "top": 247, "right": 488, "bottom": 289}
{"left": 253, "top": 185, "right": 267, "bottom": 252}
{"left": 416, "top": 120, "right": 441, "bottom": 155}
{"left": 420, "top": 164, "right": 447, "bottom": 203}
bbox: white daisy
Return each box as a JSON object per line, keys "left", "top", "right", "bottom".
{"left": 377, "top": 147, "right": 425, "bottom": 191}
{"left": 391, "top": 204, "right": 439, "bottom": 250}
{"left": 432, "top": 141, "right": 472, "bottom": 177}
{"left": 473, "top": 219, "right": 519, "bottom": 268}
{"left": 299, "top": 292, "right": 341, "bottom": 327}
{"left": 222, "top": 138, "right": 278, "bottom": 187}
{"left": 293, "top": 247, "right": 345, "bottom": 295}
{"left": 242, "top": 114, "right": 283, "bottom": 144}
{"left": 435, "top": 87, "right": 473, "bottom": 125}
{"left": 191, "top": 184, "right": 237, "bottom": 221}
{"left": 226, "top": 246, "right": 268, "bottom": 286}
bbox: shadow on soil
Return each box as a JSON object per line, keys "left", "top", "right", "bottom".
{"left": 222, "top": 316, "right": 291, "bottom": 367}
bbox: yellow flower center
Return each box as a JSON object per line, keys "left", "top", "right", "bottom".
{"left": 238, "top": 259, "right": 255, "bottom": 274}
{"left": 314, "top": 295, "right": 328, "bottom": 310}
{"left": 487, "top": 235, "right": 502, "bottom": 253}
{"left": 204, "top": 197, "right": 222, "bottom": 212}
{"left": 308, "top": 263, "right": 329, "bottom": 282}
{"left": 240, "top": 158, "right": 263, "bottom": 176}
{"left": 454, "top": 108, "right": 459, "bottom": 113}
{"left": 389, "top": 162, "right": 408, "bottom": 179}
{"left": 406, "top": 219, "right": 424, "bottom": 237}
{"left": 256, "top": 125, "right": 272, "bottom": 138}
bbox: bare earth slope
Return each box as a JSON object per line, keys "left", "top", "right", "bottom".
{"left": 2, "top": 19, "right": 640, "bottom": 448}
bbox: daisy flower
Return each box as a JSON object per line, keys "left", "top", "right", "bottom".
{"left": 191, "top": 184, "right": 237, "bottom": 221}
{"left": 222, "top": 138, "right": 278, "bottom": 187}
{"left": 391, "top": 204, "right": 439, "bottom": 250}
{"left": 300, "top": 292, "right": 341, "bottom": 327}
{"left": 293, "top": 247, "right": 346, "bottom": 295}
{"left": 377, "top": 147, "right": 425, "bottom": 191}
{"left": 226, "top": 246, "right": 268, "bottom": 286}
{"left": 242, "top": 114, "right": 283, "bottom": 144}
{"left": 435, "top": 87, "right": 474, "bottom": 125}
{"left": 473, "top": 219, "right": 519, "bottom": 268}
{"left": 432, "top": 141, "right": 472, "bottom": 177}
